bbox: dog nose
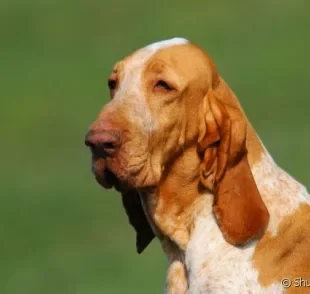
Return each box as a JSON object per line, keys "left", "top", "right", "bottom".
{"left": 85, "top": 129, "right": 121, "bottom": 156}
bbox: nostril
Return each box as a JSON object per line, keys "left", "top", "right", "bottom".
{"left": 103, "top": 142, "right": 116, "bottom": 150}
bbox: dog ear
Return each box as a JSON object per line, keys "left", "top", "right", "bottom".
{"left": 121, "top": 190, "right": 155, "bottom": 253}
{"left": 198, "top": 89, "right": 269, "bottom": 246}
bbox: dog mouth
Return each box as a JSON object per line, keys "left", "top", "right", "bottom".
{"left": 90, "top": 150, "right": 155, "bottom": 192}
{"left": 95, "top": 167, "right": 115, "bottom": 188}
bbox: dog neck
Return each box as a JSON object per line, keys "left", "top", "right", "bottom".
{"left": 140, "top": 145, "right": 210, "bottom": 251}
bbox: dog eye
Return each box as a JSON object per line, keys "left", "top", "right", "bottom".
{"left": 154, "top": 80, "right": 174, "bottom": 91}
{"left": 108, "top": 79, "right": 117, "bottom": 90}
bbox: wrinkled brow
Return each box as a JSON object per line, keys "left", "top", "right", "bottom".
{"left": 146, "top": 61, "right": 182, "bottom": 81}
{"left": 147, "top": 60, "right": 168, "bottom": 74}
{"left": 146, "top": 60, "right": 185, "bottom": 90}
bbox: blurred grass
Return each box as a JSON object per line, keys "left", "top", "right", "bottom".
{"left": 0, "top": 0, "right": 309, "bottom": 293}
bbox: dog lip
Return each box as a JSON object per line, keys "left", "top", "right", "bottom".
{"left": 91, "top": 155, "right": 135, "bottom": 192}
{"left": 93, "top": 164, "right": 126, "bottom": 191}
{"left": 96, "top": 168, "right": 115, "bottom": 189}
{"left": 94, "top": 173, "right": 113, "bottom": 189}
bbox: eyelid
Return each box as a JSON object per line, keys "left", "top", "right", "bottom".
{"left": 158, "top": 68, "right": 182, "bottom": 90}
{"left": 154, "top": 80, "right": 174, "bottom": 91}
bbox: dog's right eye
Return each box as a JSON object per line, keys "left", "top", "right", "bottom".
{"left": 108, "top": 79, "right": 117, "bottom": 90}
{"left": 154, "top": 80, "right": 174, "bottom": 91}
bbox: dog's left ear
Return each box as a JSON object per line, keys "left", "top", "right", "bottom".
{"left": 121, "top": 190, "right": 155, "bottom": 254}
{"left": 198, "top": 87, "right": 269, "bottom": 246}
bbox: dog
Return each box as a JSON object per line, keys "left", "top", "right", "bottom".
{"left": 85, "top": 38, "right": 310, "bottom": 293}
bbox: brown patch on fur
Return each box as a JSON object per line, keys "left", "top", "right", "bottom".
{"left": 253, "top": 203, "right": 310, "bottom": 293}
{"left": 214, "top": 156, "right": 269, "bottom": 245}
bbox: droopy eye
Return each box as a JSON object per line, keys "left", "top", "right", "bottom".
{"left": 154, "top": 80, "right": 174, "bottom": 91}
{"left": 108, "top": 79, "right": 117, "bottom": 90}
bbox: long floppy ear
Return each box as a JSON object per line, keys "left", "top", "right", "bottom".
{"left": 121, "top": 190, "right": 155, "bottom": 253}
{"left": 198, "top": 89, "right": 269, "bottom": 246}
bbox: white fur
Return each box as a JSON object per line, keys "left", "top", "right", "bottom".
{"left": 252, "top": 151, "right": 310, "bottom": 236}
{"left": 184, "top": 147, "right": 310, "bottom": 293}
{"left": 144, "top": 37, "right": 189, "bottom": 51}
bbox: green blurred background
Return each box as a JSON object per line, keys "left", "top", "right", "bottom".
{"left": 1, "top": 0, "right": 309, "bottom": 293}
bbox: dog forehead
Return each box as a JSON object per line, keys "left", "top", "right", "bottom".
{"left": 121, "top": 37, "right": 190, "bottom": 73}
